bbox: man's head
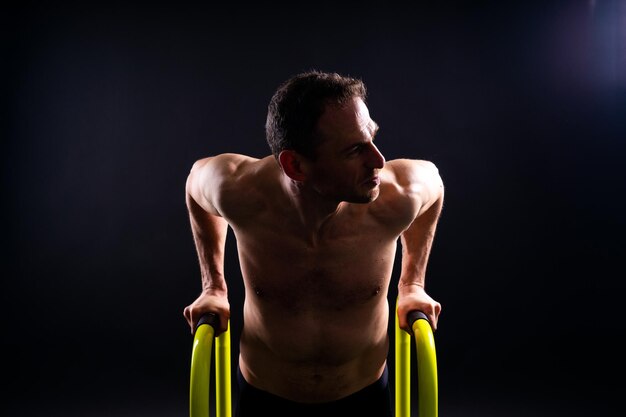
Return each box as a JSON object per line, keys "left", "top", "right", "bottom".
{"left": 266, "top": 70, "right": 385, "bottom": 204}
{"left": 266, "top": 70, "right": 367, "bottom": 161}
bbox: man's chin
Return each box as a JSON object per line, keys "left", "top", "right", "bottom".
{"left": 347, "top": 188, "right": 380, "bottom": 204}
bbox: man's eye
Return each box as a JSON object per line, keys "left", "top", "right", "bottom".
{"left": 350, "top": 146, "right": 363, "bottom": 154}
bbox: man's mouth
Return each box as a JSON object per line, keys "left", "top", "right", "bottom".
{"left": 362, "top": 176, "right": 380, "bottom": 187}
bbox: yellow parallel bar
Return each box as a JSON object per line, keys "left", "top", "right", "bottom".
{"left": 396, "top": 300, "right": 439, "bottom": 417}
{"left": 190, "top": 322, "right": 215, "bottom": 417}
{"left": 412, "top": 315, "right": 438, "bottom": 417}
{"left": 216, "top": 320, "right": 232, "bottom": 417}
{"left": 395, "top": 299, "right": 411, "bottom": 417}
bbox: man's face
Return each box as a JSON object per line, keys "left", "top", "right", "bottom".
{"left": 305, "top": 97, "right": 386, "bottom": 204}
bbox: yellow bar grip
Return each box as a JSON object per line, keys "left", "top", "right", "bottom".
{"left": 395, "top": 299, "right": 412, "bottom": 417}
{"left": 190, "top": 318, "right": 215, "bottom": 417}
{"left": 411, "top": 313, "right": 438, "bottom": 417}
{"left": 396, "top": 303, "right": 439, "bottom": 417}
{"left": 189, "top": 314, "right": 232, "bottom": 417}
{"left": 216, "top": 320, "right": 232, "bottom": 417}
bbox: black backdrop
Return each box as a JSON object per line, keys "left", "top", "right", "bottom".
{"left": 4, "top": 1, "right": 625, "bottom": 416}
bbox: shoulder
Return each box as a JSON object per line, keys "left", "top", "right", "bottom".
{"left": 387, "top": 159, "right": 443, "bottom": 215}
{"left": 371, "top": 159, "right": 443, "bottom": 225}
{"left": 187, "top": 153, "right": 280, "bottom": 185}
{"left": 385, "top": 159, "right": 441, "bottom": 188}
{"left": 186, "top": 154, "right": 279, "bottom": 216}
{"left": 188, "top": 153, "right": 260, "bottom": 180}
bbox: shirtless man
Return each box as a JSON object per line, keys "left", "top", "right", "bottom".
{"left": 183, "top": 71, "right": 443, "bottom": 417}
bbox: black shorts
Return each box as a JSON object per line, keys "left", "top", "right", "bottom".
{"left": 235, "top": 364, "right": 392, "bottom": 417}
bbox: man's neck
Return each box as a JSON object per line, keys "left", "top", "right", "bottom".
{"left": 281, "top": 175, "right": 343, "bottom": 238}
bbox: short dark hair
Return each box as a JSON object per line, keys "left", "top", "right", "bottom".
{"left": 265, "top": 70, "right": 367, "bottom": 160}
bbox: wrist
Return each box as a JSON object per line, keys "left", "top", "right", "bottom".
{"left": 202, "top": 284, "right": 228, "bottom": 295}
{"left": 398, "top": 282, "right": 425, "bottom": 295}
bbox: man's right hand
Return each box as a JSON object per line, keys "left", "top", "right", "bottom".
{"left": 183, "top": 291, "right": 231, "bottom": 335}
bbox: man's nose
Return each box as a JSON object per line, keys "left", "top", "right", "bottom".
{"left": 366, "top": 143, "right": 385, "bottom": 169}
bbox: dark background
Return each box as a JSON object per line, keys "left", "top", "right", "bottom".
{"left": 3, "top": 1, "right": 625, "bottom": 416}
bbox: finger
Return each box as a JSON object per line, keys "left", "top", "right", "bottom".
{"left": 397, "top": 311, "right": 406, "bottom": 331}
{"left": 397, "top": 308, "right": 409, "bottom": 333}
{"left": 191, "top": 313, "right": 200, "bottom": 333}
{"left": 430, "top": 306, "right": 440, "bottom": 331}
{"left": 183, "top": 307, "right": 198, "bottom": 334}
{"left": 220, "top": 314, "right": 228, "bottom": 334}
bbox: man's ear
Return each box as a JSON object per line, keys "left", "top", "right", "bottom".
{"left": 278, "top": 150, "right": 308, "bottom": 182}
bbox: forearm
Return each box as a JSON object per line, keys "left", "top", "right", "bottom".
{"left": 398, "top": 194, "right": 443, "bottom": 290}
{"left": 186, "top": 192, "right": 229, "bottom": 294}
{"left": 395, "top": 191, "right": 443, "bottom": 331}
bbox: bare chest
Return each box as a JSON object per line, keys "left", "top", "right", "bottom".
{"left": 232, "top": 217, "right": 398, "bottom": 312}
